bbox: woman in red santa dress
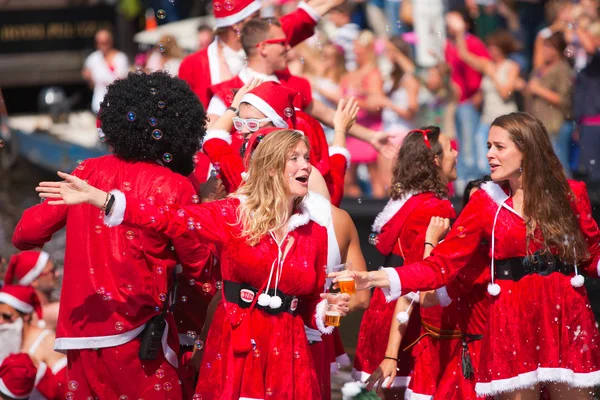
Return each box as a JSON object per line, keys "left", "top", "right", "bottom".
{"left": 353, "top": 126, "right": 460, "bottom": 399}
{"left": 37, "top": 129, "right": 351, "bottom": 400}
{"left": 337, "top": 112, "right": 600, "bottom": 400}
{"left": 200, "top": 83, "right": 366, "bottom": 399}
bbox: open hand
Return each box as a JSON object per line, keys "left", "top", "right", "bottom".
{"left": 231, "top": 78, "right": 263, "bottom": 109}
{"left": 333, "top": 97, "right": 359, "bottom": 134}
{"left": 36, "top": 171, "right": 102, "bottom": 206}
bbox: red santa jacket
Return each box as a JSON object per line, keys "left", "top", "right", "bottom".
{"left": 393, "top": 180, "right": 600, "bottom": 295}
{"left": 179, "top": 4, "right": 319, "bottom": 107}
{"left": 12, "top": 155, "right": 211, "bottom": 357}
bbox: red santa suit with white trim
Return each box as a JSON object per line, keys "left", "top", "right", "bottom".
{"left": 12, "top": 156, "right": 212, "bottom": 399}
{"left": 383, "top": 180, "right": 600, "bottom": 397}
{"left": 103, "top": 192, "right": 334, "bottom": 399}
{"left": 179, "top": 0, "right": 321, "bottom": 108}
{"left": 353, "top": 192, "right": 457, "bottom": 395}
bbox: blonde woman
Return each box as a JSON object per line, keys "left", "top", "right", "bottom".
{"left": 146, "top": 34, "right": 185, "bottom": 76}
{"left": 36, "top": 130, "right": 350, "bottom": 400}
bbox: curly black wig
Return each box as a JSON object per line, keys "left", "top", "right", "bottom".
{"left": 98, "top": 71, "right": 207, "bottom": 176}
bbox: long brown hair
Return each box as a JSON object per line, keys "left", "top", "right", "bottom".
{"left": 234, "top": 130, "right": 309, "bottom": 245}
{"left": 391, "top": 126, "right": 448, "bottom": 200}
{"left": 491, "top": 112, "right": 589, "bottom": 263}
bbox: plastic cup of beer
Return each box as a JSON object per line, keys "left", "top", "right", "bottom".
{"left": 332, "top": 263, "right": 356, "bottom": 295}
{"left": 325, "top": 304, "right": 342, "bottom": 327}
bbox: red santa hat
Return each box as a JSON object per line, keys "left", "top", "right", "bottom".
{"left": 240, "top": 82, "right": 298, "bottom": 129}
{"left": 4, "top": 251, "right": 50, "bottom": 286}
{"left": 213, "top": 0, "right": 262, "bottom": 28}
{"left": 0, "top": 286, "right": 43, "bottom": 319}
{"left": 0, "top": 353, "right": 37, "bottom": 399}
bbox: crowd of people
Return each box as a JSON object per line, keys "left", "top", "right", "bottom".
{"left": 1, "top": 0, "right": 600, "bottom": 399}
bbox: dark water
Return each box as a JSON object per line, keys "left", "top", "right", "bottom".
{"left": 0, "top": 161, "right": 67, "bottom": 270}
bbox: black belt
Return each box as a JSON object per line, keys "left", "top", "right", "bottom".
{"left": 495, "top": 253, "right": 573, "bottom": 282}
{"left": 383, "top": 253, "right": 404, "bottom": 268}
{"left": 223, "top": 280, "right": 298, "bottom": 315}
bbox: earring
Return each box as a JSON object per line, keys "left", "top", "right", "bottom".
{"left": 519, "top": 167, "right": 523, "bottom": 173}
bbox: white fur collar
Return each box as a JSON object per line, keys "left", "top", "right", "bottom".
{"left": 304, "top": 191, "right": 332, "bottom": 227}
{"left": 372, "top": 191, "right": 418, "bottom": 233}
{"left": 481, "top": 181, "right": 522, "bottom": 218}
{"left": 288, "top": 202, "right": 311, "bottom": 231}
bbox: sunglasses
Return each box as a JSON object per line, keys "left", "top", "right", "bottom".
{"left": 256, "top": 38, "right": 288, "bottom": 48}
{"left": 232, "top": 117, "right": 271, "bottom": 132}
{"left": 1, "top": 312, "right": 13, "bottom": 322}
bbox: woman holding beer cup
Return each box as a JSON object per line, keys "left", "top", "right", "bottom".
{"left": 36, "top": 129, "right": 351, "bottom": 399}
{"left": 351, "top": 126, "right": 460, "bottom": 399}
{"left": 333, "top": 113, "right": 600, "bottom": 399}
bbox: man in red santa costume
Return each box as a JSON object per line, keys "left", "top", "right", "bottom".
{"left": 4, "top": 251, "right": 60, "bottom": 330}
{"left": 13, "top": 72, "right": 211, "bottom": 399}
{"left": 0, "top": 353, "right": 37, "bottom": 400}
{"left": 179, "top": 0, "right": 344, "bottom": 107}
{"left": 0, "top": 285, "right": 64, "bottom": 400}
{"left": 204, "top": 18, "right": 391, "bottom": 159}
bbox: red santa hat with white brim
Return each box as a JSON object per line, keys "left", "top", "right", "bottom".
{"left": 4, "top": 251, "right": 50, "bottom": 286}
{"left": 213, "top": 0, "right": 262, "bottom": 28}
{"left": 0, "top": 285, "right": 43, "bottom": 319}
{"left": 0, "top": 353, "right": 37, "bottom": 399}
{"left": 240, "top": 81, "right": 298, "bottom": 129}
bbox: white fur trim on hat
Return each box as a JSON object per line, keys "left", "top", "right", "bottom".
{"left": 214, "top": 0, "right": 262, "bottom": 28}
{"left": 19, "top": 251, "right": 49, "bottom": 285}
{"left": 315, "top": 299, "right": 335, "bottom": 334}
{"left": 203, "top": 129, "right": 232, "bottom": 145}
{"left": 435, "top": 286, "right": 453, "bottom": 307}
{"left": 240, "top": 93, "right": 288, "bottom": 128}
{"left": 0, "top": 292, "right": 34, "bottom": 314}
{"left": 329, "top": 146, "right": 351, "bottom": 169}
{"left": 0, "top": 378, "right": 30, "bottom": 399}
{"left": 103, "top": 190, "right": 126, "bottom": 227}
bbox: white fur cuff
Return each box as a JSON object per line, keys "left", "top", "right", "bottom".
{"left": 203, "top": 129, "right": 232, "bottom": 145}
{"left": 381, "top": 267, "right": 402, "bottom": 302}
{"left": 298, "top": 1, "right": 321, "bottom": 22}
{"left": 315, "top": 299, "right": 335, "bottom": 335}
{"left": 329, "top": 146, "right": 351, "bottom": 169}
{"left": 435, "top": 286, "right": 453, "bottom": 307}
{"left": 103, "top": 190, "right": 126, "bottom": 227}
{"left": 596, "top": 258, "right": 600, "bottom": 278}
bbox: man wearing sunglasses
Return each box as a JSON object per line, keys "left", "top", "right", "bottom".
{"left": 206, "top": 18, "right": 393, "bottom": 157}
{"left": 0, "top": 285, "right": 65, "bottom": 399}
{"left": 179, "top": 0, "right": 347, "bottom": 107}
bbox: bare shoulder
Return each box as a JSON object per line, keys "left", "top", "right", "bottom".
{"left": 331, "top": 206, "right": 355, "bottom": 232}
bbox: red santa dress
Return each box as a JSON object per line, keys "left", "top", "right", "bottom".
{"left": 12, "top": 155, "right": 212, "bottom": 399}
{"left": 352, "top": 192, "right": 455, "bottom": 391}
{"left": 108, "top": 194, "right": 334, "bottom": 399}
{"left": 385, "top": 180, "right": 600, "bottom": 396}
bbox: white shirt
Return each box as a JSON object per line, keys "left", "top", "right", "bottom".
{"left": 84, "top": 50, "right": 129, "bottom": 113}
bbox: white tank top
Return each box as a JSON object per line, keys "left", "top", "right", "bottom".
{"left": 28, "top": 329, "right": 52, "bottom": 356}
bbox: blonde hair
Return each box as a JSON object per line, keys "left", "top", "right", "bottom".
{"left": 234, "top": 130, "right": 310, "bottom": 245}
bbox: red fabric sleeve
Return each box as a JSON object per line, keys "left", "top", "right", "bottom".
{"left": 280, "top": 8, "right": 317, "bottom": 48}
{"left": 123, "top": 195, "right": 232, "bottom": 254}
{"left": 202, "top": 137, "right": 244, "bottom": 194}
{"left": 396, "top": 192, "right": 488, "bottom": 294}
{"left": 12, "top": 168, "right": 84, "bottom": 250}
{"left": 327, "top": 154, "right": 347, "bottom": 207}
{"left": 570, "top": 181, "right": 600, "bottom": 277}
